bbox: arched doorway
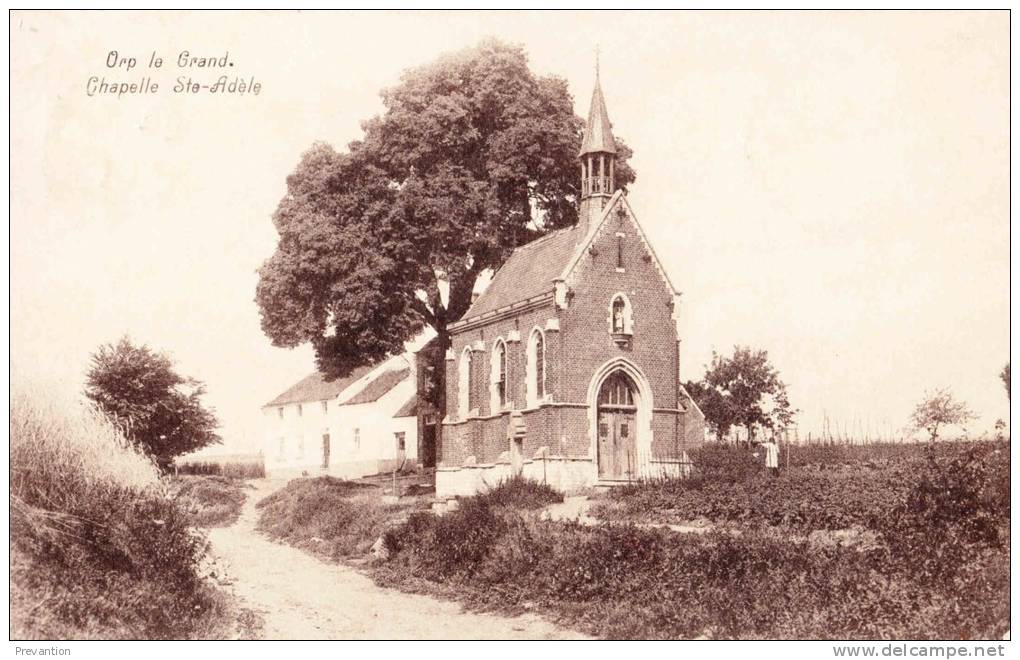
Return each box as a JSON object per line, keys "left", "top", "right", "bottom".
{"left": 597, "top": 371, "right": 638, "bottom": 479}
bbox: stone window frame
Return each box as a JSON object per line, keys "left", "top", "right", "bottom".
{"left": 457, "top": 346, "right": 473, "bottom": 420}
{"left": 526, "top": 327, "right": 547, "bottom": 408}
{"left": 490, "top": 337, "right": 509, "bottom": 413}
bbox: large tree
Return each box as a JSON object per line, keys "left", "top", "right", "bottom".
{"left": 685, "top": 346, "right": 796, "bottom": 443}
{"left": 256, "top": 40, "right": 634, "bottom": 414}
{"left": 85, "top": 337, "right": 220, "bottom": 463}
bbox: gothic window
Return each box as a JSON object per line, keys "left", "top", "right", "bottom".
{"left": 527, "top": 328, "right": 546, "bottom": 407}
{"left": 458, "top": 347, "right": 472, "bottom": 419}
{"left": 609, "top": 293, "right": 634, "bottom": 336}
{"left": 598, "top": 371, "right": 637, "bottom": 408}
{"left": 490, "top": 339, "right": 508, "bottom": 412}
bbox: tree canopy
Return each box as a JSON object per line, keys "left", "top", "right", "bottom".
{"left": 84, "top": 337, "right": 220, "bottom": 462}
{"left": 256, "top": 40, "right": 634, "bottom": 392}
{"left": 685, "top": 346, "right": 796, "bottom": 442}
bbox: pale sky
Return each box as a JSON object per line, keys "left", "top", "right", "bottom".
{"left": 10, "top": 11, "right": 1009, "bottom": 453}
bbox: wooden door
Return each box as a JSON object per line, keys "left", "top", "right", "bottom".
{"left": 597, "top": 372, "right": 637, "bottom": 480}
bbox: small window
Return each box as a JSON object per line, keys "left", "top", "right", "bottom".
{"left": 617, "top": 234, "right": 624, "bottom": 269}
{"left": 321, "top": 400, "right": 328, "bottom": 414}
{"left": 277, "top": 407, "right": 283, "bottom": 419}
{"left": 297, "top": 404, "right": 303, "bottom": 417}
{"left": 395, "top": 431, "right": 406, "bottom": 451}
{"left": 354, "top": 428, "right": 360, "bottom": 450}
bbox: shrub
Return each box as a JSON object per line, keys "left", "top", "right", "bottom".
{"left": 473, "top": 476, "right": 564, "bottom": 510}
{"left": 10, "top": 382, "right": 231, "bottom": 639}
{"left": 172, "top": 475, "right": 248, "bottom": 528}
{"left": 257, "top": 476, "right": 419, "bottom": 559}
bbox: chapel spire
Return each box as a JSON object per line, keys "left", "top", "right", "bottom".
{"left": 578, "top": 51, "right": 618, "bottom": 228}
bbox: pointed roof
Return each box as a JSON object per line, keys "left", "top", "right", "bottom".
{"left": 263, "top": 364, "right": 375, "bottom": 407}
{"left": 457, "top": 224, "right": 587, "bottom": 323}
{"left": 578, "top": 70, "right": 617, "bottom": 156}
{"left": 340, "top": 367, "right": 410, "bottom": 406}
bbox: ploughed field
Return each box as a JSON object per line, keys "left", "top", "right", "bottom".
{"left": 256, "top": 441, "right": 1010, "bottom": 640}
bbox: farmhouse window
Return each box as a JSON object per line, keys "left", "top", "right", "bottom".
{"left": 395, "top": 432, "right": 406, "bottom": 451}
{"left": 321, "top": 400, "right": 328, "bottom": 413}
{"left": 277, "top": 407, "right": 283, "bottom": 419}
{"left": 297, "top": 404, "right": 303, "bottom": 417}
{"left": 354, "top": 428, "right": 360, "bottom": 450}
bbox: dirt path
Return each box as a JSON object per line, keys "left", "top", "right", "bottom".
{"left": 206, "top": 479, "right": 587, "bottom": 640}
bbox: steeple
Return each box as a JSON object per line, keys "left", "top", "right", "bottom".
{"left": 578, "top": 50, "right": 618, "bottom": 230}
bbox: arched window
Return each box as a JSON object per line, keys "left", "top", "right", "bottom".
{"left": 490, "top": 339, "right": 508, "bottom": 412}
{"left": 527, "top": 328, "right": 546, "bottom": 407}
{"left": 608, "top": 293, "right": 634, "bottom": 335}
{"left": 458, "top": 347, "right": 472, "bottom": 419}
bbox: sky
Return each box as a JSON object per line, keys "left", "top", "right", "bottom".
{"left": 10, "top": 11, "right": 1009, "bottom": 453}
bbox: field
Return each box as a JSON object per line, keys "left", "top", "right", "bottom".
{"left": 9, "top": 384, "right": 255, "bottom": 639}
{"left": 256, "top": 441, "right": 1009, "bottom": 639}
{"left": 176, "top": 453, "right": 266, "bottom": 479}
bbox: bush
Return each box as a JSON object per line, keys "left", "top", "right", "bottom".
{"left": 172, "top": 475, "right": 248, "bottom": 528}
{"left": 472, "top": 476, "right": 564, "bottom": 510}
{"left": 10, "top": 383, "right": 232, "bottom": 639}
{"left": 257, "top": 476, "right": 420, "bottom": 559}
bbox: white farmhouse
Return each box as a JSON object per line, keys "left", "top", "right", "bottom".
{"left": 262, "top": 354, "right": 418, "bottom": 479}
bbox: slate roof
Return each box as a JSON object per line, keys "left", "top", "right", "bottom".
{"left": 340, "top": 367, "right": 410, "bottom": 406}
{"left": 392, "top": 395, "right": 417, "bottom": 418}
{"left": 264, "top": 364, "right": 375, "bottom": 407}
{"left": 579, "top": 76, "right": 616, "bottom": 156}
{"left": 461, "top": 223, "right": 586, "bottom": 321}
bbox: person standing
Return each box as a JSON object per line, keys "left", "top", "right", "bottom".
{"left": 764, "top": 436, "right": 780, "bottom": 478}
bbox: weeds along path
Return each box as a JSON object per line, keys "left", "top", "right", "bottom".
{"left": 207, "top": 479, "right": 586, "bottom": 640}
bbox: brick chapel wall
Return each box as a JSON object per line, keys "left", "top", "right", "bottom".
{"left": 442, "top": 302, "right": 562, "bottom": 466}
{"left": 559, "top": 205, "right": 680, "bottom": 409}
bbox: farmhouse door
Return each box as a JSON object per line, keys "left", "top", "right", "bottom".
{"left": 321, "top": 433, "right": 330, "bottom": 469}
{"left": 597, "top": 372, "right": 637, "bottom": 480}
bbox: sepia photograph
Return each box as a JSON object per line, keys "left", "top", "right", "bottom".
{"left": 8, "top": 8, "right": 1011, "bottom": 646}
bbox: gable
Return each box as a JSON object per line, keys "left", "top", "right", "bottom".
{"left": 559, "top": 192, "right": 677, "bottom": 296}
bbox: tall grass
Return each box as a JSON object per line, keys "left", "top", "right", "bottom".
{"left": 10, "top": 381, "right": 232, "bottom": 639}
{"left": 176, "top": 459, "right": 266, "bottom": 479}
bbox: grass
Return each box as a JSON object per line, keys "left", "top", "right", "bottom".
{"left": 374, "top": 445, "right": 1009, "bottom": 639}
{"left": 473, "top": 475, "right": 564, "bottom": 510}
{"left": 10, "top": 382, "right": 244, "bottom": 639}
{"left": 256, "top": 476, "right": 428, "bottom": 560}
{"left": 171, "top": 475, "right": 249, "bottom": 528}
{"left": 176, "top": 457, "right": 266, "bottom": 479}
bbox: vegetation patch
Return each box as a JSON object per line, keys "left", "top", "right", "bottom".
{"left": 10, "top": 385, "right": 237, "bottom": 639}
{"left": 172, "top": 475, "right": 249, "bottom": 528}
{"left": 176, "top": 457, "right": 266, "bottom": 479}
{"left": 473, "top": 475, "right": 564, "bottom": 510}
{"left": 256, "top": 476, "right": 427, "bottom": 560}
{"left": 371, "top": 441, "right": 1008, "bottom": 639}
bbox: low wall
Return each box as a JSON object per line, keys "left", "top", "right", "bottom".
{"left": 436, "top": 455, "right": 593, "bottom": 497}
{"left": 267, "top": 457, "right": 418, "bottom": 480}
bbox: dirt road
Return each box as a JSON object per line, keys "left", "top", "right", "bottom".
{"left": 206, "top": 480, "right": 586, "bottom": 640}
